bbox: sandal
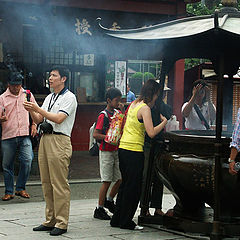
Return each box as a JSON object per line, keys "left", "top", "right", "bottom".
{"left": 2, "top": 194, "right": 14, "bottom": 201}
{"left": 15, "top": 190, "right": 30, "bottom": 199}
{"left": 146, "top": 210, "right": 152, "bottom": 216}
{"left": 165, "top": 209, "right": 174, "bottom": 217}
{"left": 154, "top": 209, "right": 165, "bottom": 216}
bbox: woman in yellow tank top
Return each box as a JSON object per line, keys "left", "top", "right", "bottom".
{"left": 110, "top": 79, "right": 168, "bottom": 230}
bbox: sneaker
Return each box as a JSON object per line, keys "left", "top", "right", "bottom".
{"left": 104, "top": 199, "right": 116, "bottom": 214}
{"left": 94, "top": 207, "right": 111, "bottom": 220}
{"left": 134, "top": 225, "right": 144, "bottom": 230}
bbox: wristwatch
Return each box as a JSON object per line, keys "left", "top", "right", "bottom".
{"left": 228, "top": 158, "right": 235, "bottom": 163}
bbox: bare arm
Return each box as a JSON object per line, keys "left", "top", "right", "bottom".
{"left": 27, "top": 109, "right": 44, "bottom": 125}
{"left": 93, "top": 128, "right": 105, "bottom": 141}
{"left": 30, "top": 124, "right": 38, "bottom": 137}
{"left": 229, "top": 147, "right": 238, "bottom": 175}
{"left": 140, "top": 105, "right": 168, "bottom": 138}
{"left": 182, "top": 84, "right": 202, "bottom": 118}
{"left": 23, "top": 101, "right": 67, "bottom": 124}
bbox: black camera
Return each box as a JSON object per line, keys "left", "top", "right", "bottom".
{"left": 40, "top": 121, "right": 53, "bottom": 134}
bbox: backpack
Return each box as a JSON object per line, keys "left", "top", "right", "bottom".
{"left": 89, "top": 110, "right": 109, "bottom": 156}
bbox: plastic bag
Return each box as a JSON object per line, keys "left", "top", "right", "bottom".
{"left": 165, "top": 115, "right": 179, "bottom": 132}
{"left": 104, "top": 111, "right": 125, "bottom": 146}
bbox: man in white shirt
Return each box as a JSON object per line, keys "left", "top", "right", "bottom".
{"left": 181, "top": 80, "right": 216, "bottom": 130}
{"left": 23, "top": 66, "right": 77, "bottom": 236}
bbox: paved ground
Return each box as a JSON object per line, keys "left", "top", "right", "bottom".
{"left": 0, "top": 180, "right": 214, "bottom": 240}
{"left": 0, "top": 191, "right": 196, "bottom": 240}
{"left": 0, "top": 151, "right": 222, "bottom": 239}
{"left": 0, "top": 151, "right": 100, "bottom": 182}
{"left": 0, "top": 180, "right": 102, "bottom": 202}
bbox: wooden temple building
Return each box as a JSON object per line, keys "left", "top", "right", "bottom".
{"left": 0, "top": 0, "right": 199, "bottom": 151}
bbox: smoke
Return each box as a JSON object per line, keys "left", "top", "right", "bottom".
{"left": 0, "top": 2, "right": 172, "bottom": 58}
{"left": 0, "top": 2, "right": 177, "bottom": 96}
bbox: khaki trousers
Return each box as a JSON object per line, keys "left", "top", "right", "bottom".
{"left": 38, "top": 134, "right": 72, "bottom": 230}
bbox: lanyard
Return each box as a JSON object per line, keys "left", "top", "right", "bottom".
{"left": 47, "top": 87, "right": 67, "bottom": 112}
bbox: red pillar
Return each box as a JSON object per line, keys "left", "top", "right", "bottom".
{"left": 169, "top": 59, "right": 185, "bottom": 129}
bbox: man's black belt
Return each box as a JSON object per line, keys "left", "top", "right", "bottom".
{"left": 44, "top": 131, "right": 67, "bottom": 136}
{"left": 52, "top": 131, "right": 66, "bottom": 136}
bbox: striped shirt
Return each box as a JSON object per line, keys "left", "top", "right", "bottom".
{"left": 230, "top": 108, "right": 240, "bottom": 152}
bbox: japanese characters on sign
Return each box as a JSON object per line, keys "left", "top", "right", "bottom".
{"left": 84, "top": 54, "right": 94, "bottom": 66}
{"left": 75, "top": 18, "right": 92, "bottom": 36}
{"left": 110, "top": 22, "right": 121, "bottom": 30}
{"left": 75, "top": 19, "right": 121, "bottom": 35}
{"left": 115, "top": 61, "right": 127, "bottom": 96}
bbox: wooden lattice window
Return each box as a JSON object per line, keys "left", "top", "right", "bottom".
{"left": 233, "top": 83, "right": 240, "bottom": 124}
{"left": 209, "top": 82, "right": 240, "bottom": 125}
{"left": 209, "top": 83, "right": 217, "bottom": 108}
{"left": 46, "top": 39, "right": 73, "bottom": 65}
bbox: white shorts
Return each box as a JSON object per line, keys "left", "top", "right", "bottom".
{"left": 99, "top": 150, "right": 121, "bottom": 182}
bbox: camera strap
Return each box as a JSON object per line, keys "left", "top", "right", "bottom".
{"left": 48, "top": 87, "right": 68, "bottom": 111}
{"left": 193, "top": 104, "right": 210, "bottom": 130}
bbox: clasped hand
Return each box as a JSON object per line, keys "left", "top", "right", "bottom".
{"left": 0, "top": 115, "right": 8, "bottom": 122}
{"left": 160, "top": 114, "right": 167, "bottom": 123}
{"left": 192, "top": 83, "right": 211, "bottom": 101}
{"left": 229, "top": 161, "right": 238, "bottom": 175}
{"left": 23, "top": 101, "right": 39, "bottom": 113}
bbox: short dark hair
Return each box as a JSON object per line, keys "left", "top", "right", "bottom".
{"left": 192, "top": 79, "right": 208, "bottom": 88}
{"left": 50, "top": 65, "right": 69, "bottom": 79}
{"left": 106, "top": 87, "right": 122, "bottom": 101}
{"left": 8, "top": 71, "right": 24, "bottom": 85}
{"left": 138, "top": 79, "right": 160, "bottom": 104}
{"left": 191, "top": 79, "right": 208, "bottom": 103}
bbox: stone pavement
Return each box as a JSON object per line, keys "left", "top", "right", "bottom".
{"left": 0, "top": 193, "right": 202, "bottom": 240}
{"left": 0, "top": 152, "right": 210, "bottom": 239}
{"left": 0, "top": 151, "right": 100, "bottom": 182}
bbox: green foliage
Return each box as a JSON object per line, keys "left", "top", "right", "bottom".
{"left": 185, "top": 58, "right": 201, "bottom": 70}
{"left": 106, "top": 71, "right": 114, "bottom": 82}
{"left": 185, "top": 1, "right": 240, "bottom": 70}
{"left": 187, "top": 2, "right": 215, "bottom": 15}
{"left": 131, "top": 72, "right": 144, "bottom": 79}
{"left": 105, "top": 61, "right": 115, "bottom": 88}
{"left": 143, "top": 72, "right": 155, "bottom": 82}
{"left": 130, "top": 71, "right": 155, "bottom": 82}
{"left": 185, "top": 58, "right": 210, "bottom": 70}
{"left": 187, "top": 0, "right": 240, "bottom": 16}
